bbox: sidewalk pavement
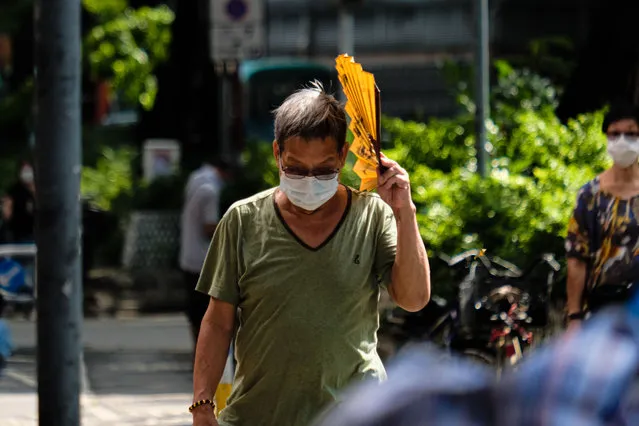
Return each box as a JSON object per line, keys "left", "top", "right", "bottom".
{"left": 0, "top": 315, "right": 194, "bottom": 425}
{"left": 1, "top": 392, "right": 192, "bottom": 425}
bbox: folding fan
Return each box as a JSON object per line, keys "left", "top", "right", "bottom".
{"left": 335, "top": 54, "right": 385, "bottom": 191}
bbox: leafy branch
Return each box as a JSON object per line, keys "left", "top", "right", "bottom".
{"left": 83, "top": 0, "right": 174, "bottom": 110}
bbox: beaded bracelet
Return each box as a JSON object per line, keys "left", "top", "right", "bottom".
{"left": 189, "top": 399, "right": 215, "bottom": 413}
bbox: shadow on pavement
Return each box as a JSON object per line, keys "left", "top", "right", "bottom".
{"left": 1, "top": 349, "right": 37, "bottom": 394}
{"left": 84, "top": 349, "right": 193, "bottom": 395}
{"left": 1, "top": 347, "right": 193, "bottom": 396}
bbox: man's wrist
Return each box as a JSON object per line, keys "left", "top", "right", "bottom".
{"left": 191, "top": 403, "right": 215, "bottom": 417}
{"left": 190, "top": 397, "right": 216, "bottom": 413}
{"left": 393, "top": 202, "right": 417, "bottom": 221}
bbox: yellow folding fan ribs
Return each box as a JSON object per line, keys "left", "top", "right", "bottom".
{"left": 335, "top": 54, "right": 385, "bottom": 191}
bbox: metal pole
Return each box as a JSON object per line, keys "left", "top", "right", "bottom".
{"left": 474, "top": 0, "right": 490, "bottom": 178}
{"left": 338, "top": 6, "right": 354, "bottom": 56}
{"left": 264, "top": 0, "right": 270, "bottom": 56}
{"left": 220, "top": 61, "right": 234, "bottom": 161}
{"left": 34, "top": 0, "right": 83, "bottom": 424}
{"left": 215, "top": 61, "right": 230, "bottom": 161}
{"left": 338, "top": 4, "right": 355, "bottom": 101}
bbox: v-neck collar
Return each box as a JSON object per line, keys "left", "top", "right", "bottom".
{"left": 273, "top": 186, "right": 352, "bottom": 252}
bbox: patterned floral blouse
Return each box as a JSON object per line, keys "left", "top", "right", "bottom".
{"left": 565, "top": 177, "right": 639, "bottom": 291}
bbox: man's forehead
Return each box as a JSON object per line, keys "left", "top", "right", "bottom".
{"left": 282, "top": 136, "right": 339, "bottom": 153}
{"left": 284, "top": 154, "right": 337, "bottom": 165}
{"left": 283, "top": 135, "right": 338, "bottom": 147}
{"left": 281, "top": 141, "right": 342, "bottom": 168}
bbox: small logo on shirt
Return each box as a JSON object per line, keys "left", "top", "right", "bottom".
{"left": 353, "top": 255, "right": 360, "bottom": 264}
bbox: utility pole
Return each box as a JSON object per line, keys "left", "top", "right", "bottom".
{"left": 338, "top": 0, "right": 357, "bottom": 101}
{"left": 475, "top": 0, "right": 490, "bottom": 178}
{"left": 210, "top": 0, "right": 265, "bottom": 162}
{"left": 34, "top": 0, "right": 83, "bottom": 424}
{"left": 338, "top": 2, "right": 355, "bottom": 57}
{"left": 216, "top": 60, "right": 235, "bottom": 161}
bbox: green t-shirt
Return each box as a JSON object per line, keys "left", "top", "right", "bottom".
{"left": 196, "top": 186, "right": 397, "bottom": 426}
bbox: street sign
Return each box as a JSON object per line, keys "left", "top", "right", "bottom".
{"left": 210, "top": 0, "right": 265, "bottom": 61}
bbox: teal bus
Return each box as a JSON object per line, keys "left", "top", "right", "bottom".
{"left": 238, "top": 58, "right": 337, "bottom": 143}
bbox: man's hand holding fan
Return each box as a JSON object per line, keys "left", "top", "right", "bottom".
{"left": 335, "top": 54, "right": 414, "bottom": 214}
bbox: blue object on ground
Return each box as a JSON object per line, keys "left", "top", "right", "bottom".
{"left": 0, "top": 319, "right": 12, "bottom": 371}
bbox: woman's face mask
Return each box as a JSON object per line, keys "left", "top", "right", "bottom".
{"left": 278, "top": 161, "right": 340, "bottom": 211}
{"left": 607, "top": 134, "right": 639, "bottom": 168}
{"left": 20, "top": 166, "right": 34, "bottom": 184}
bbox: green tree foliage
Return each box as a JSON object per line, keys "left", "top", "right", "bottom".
{"left": 0, "top": 1, "right": 174, "bottom": 132}
{"left": 378, "top": 61, "right": 608, "bottom": 268}
{"left": 79, "top": 1, "right": 175, "bottom": 208}
{"left": 83, "top": 0, "right": 174, "bottom": 110}
{"left": 80, "top": 146, "right": 136, "bottom": 211}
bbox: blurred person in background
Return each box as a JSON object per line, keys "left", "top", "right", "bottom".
{"left": 0, "top": 195, "right": 13, "bottom": 243}
{"left": 1, "top": 160, "right": 35, "bottom": 243}
{"left": 566, "top": 102, "right": 639, "bottom": 329}
{"left": 180, "top": 157, "right": 233, "bottom": 350}
{"left": 190, "top": 83, "right": 430, "bottom": 426}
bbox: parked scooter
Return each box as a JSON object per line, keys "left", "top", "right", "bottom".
{"left": 380, "top": 250, "right": 560, "bottom": 373}
{"left": 447, "top": 250, "right": 560, "bottom": 374}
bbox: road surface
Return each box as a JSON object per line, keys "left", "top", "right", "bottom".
{"left": 0, "top": 315, "right": 194, "bottom": 425}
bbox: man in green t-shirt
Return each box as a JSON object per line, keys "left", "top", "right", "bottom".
{"left": 191, "top": 83, "right": 431, "bottom": 426}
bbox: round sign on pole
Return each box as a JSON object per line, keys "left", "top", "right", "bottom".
{"left": 226, "top": 0, "right": 248, "bottom": 21}
{"left": 211, "top": 0, "right": 264, "bottom": 62}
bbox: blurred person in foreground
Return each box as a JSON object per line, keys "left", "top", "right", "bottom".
{"left": 179, "top": 157, "right": 233, "bottom": 349}
{"left": 315, "top": 290, "right": 639, "bottom": 426}
{"left": 190, "top": 83, "right": 431, "bottom": 426}
{"left": 566, "top": 102, "right": 639, "bottom": 330}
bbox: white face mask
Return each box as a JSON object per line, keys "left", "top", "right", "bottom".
{"left": 20, "top": 167, "right": 34, "bottom": 184}
{"left": 279, "top": 174, "right": 339, "bottom": 211}
{"left": 607, "top": 135, "right": 639, "bottom": 168}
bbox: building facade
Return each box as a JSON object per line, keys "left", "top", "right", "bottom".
{"left": 261, "top": 0, "right": 589, "bottom": 119}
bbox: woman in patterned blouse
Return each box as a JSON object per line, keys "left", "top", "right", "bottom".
{"left": 566, "top": 102, "right": 639, "bottom": 330}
